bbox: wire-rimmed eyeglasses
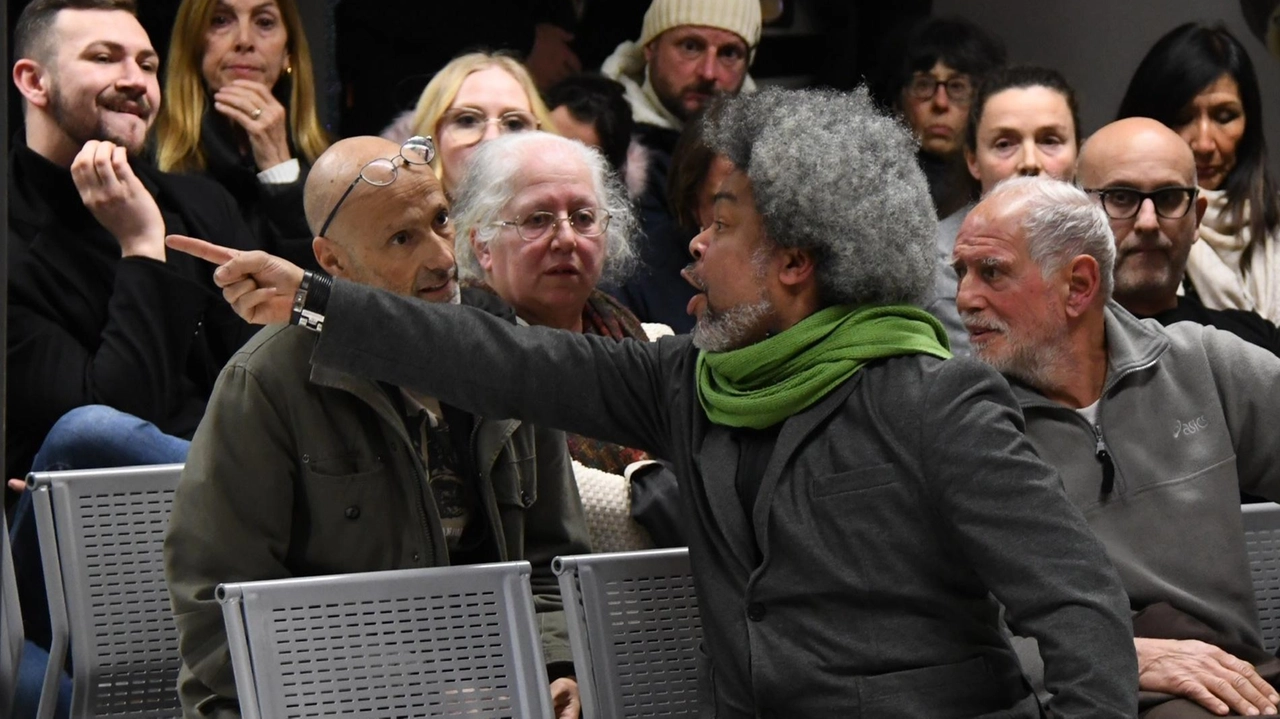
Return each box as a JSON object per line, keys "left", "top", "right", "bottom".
{"left": 318, "top": 135, "right": 436, "bottom": 237}
{"left": 494, "top": 208, "right": 612, "bottom": 242}
{"left": 440, "top": 108, "right": 539, "bottom": 147}
{"left": 1085, "top": 186, "right": 1199, "bottom": 220}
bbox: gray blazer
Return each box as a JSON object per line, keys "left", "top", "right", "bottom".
{"left": 310, "top": 280, "right": 1139, "bottom": 719}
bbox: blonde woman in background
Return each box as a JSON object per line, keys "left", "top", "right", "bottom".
{"left": 156, "top": 0, "right": 328, "bottom": 269}
{"left": 382, "top": 51, "right": 556, "bottom": 198}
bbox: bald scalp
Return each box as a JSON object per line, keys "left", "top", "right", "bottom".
{"left": 1077, "top": 117, "right": 1197, "bottom": 187}
{"left": 303, "top": 136, "right": 405, "bottom": 238}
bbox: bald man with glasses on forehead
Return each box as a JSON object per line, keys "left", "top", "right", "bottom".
{"left": 163, "top": 135, "right": 591, "bottom": 719}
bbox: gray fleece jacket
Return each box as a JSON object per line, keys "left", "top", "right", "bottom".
{"left": 1014, "top": 302, "right": 1280, "bottom": 650}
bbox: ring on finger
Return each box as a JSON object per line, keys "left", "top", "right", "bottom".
{"left": 251, "top": 107, "right": 263, "bottom": 120}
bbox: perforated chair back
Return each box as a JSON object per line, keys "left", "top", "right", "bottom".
{"left": 1244, "top": 502, "right": 1280, "bottom": 653}
{"left": 29, "top": 464, "right": 184, "bottom": 719}
{"left": 2, "top": 510, "right": 23, "bottom": 718}
{"left": 218, "top": 561, "right": 554, "bottom": 719}
{"left": 553, "top": 548, "right": 701, "bottom": 718}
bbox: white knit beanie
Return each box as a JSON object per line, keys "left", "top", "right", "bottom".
{"left": 639, "top": 0, "right": 764, "bottom": 54}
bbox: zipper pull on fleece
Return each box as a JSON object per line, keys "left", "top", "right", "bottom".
{"left": 1094, "top": 425, "right": 1115, "bottom": 495}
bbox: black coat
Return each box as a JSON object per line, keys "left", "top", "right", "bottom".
{"left": 609, "top": 123, "right": 697, "bottom": 333}
{"left": 196, "top": 104, "right": 317, "bottom": 271}
{"left": 6, "top": 141, "right": 259, "bottom": 479}
{"left": 309, "top": 280, "right": 1140, "bottom": 718}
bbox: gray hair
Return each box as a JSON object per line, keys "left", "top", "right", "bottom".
{"left": 985, "top": 176, "right": 1116, "bottom": 301}
{"left": 700, "top": 86, "right": 936, "bottom": 306}
{"left": 452, "top": 132, "right": 638, "bottom": 286}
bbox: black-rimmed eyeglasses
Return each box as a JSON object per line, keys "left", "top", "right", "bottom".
{"left": 318, "top": 135, "right": 436, "bottom": 237}
{"left": 1085, "top": 186, "right": 1199, "bottom": 220}
{"left": 906, "top": 75, "right": 973, "bottom": 104}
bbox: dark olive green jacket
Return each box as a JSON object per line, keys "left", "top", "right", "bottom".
{"left": 164, "top": 320, "right": 591, "bottom": 719}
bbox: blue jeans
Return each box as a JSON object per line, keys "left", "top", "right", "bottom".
{"left": 13, "top": 641, "right": 72, "bottom": 719}
{"left": 9, "top": 405, "right": 189, "bottom": 717}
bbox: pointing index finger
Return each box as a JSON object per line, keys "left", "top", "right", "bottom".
{"left": 166, "top": 234, "right": 241, "bottom": 265}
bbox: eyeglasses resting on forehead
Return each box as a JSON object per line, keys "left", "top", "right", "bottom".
{"left": 1085, "top": 186, "right": 1199, "bottom": 221}
{"left": 906, "top": 74, "right": 974, "bottom": 104}
{"left": 440, "top": 108, "right": 539, "bottom": 147}
{"left": 318, "top": 136, "right": 436, "bottom": 237}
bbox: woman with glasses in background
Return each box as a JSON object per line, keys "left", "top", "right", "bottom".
{"left": 1118, "top": 23, "right": 1280, "bottom": 324}
{"left": 155, "top": 0, "right": 328, "bottom": 270}
{"left": 382, "top": 51, "right": 558, "bottom": 198}
{"left": 455, "top": 131, "right": 673, "bottom": 552}
{"left": 878, "top": 16, "right": 1007, "bottom": 219}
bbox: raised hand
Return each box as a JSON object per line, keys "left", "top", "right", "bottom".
{"left": 71, "top": 140, "right": 166, "bottom": 261}
{"left": 166, "top": 235, "right": 303, "bottom": 325}
{"left": 213, "top": 79, "right": 292, "bottom": 171}
{"left": 1136, "top": 637, "right": 1280, "bottom": 716}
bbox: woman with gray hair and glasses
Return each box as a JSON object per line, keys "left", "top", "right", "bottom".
{"left": 453, "top": 130, "right": 682, "bottom": 550}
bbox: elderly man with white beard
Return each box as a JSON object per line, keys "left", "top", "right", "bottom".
{"left": 954, "top": 174, "right": 1280, "bottom": 718}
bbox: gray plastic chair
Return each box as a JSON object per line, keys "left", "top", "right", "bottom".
{"left": 29, "top": 464, "right": 185, "bottom": 719}
{"left": 1243, "top": 502, "right": 1280, "bottom": 653}
{"left": 553, "top": 548, "right": 702, "bottom": 718}
{"left": 218, "top": 561, "right": 554, "bottom": 719}
{"left": 2, "top": 509, "right": 23, "bottom": 718}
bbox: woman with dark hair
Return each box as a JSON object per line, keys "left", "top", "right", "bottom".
{"left": 1118, "top": 22, "right": 1280, "bottom": 323}
{"left": 155, "top": 0, "right": 329, "bottom": 270}
{"left": 879, "top": 16, "right": 1008, "bottom": 218}
{"left": 544, "top": 75, "right": 635, "bottom": 183}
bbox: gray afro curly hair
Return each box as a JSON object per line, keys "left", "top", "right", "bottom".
{"left": 701, "top": 86, "right": 937, "bottom": 306}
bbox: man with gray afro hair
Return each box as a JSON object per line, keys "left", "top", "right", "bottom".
{"left": 170, "top": 87, "right": 1135, "bottom": 719}
{"left": 699, "top": 86, "right": 937, "bottom": 309}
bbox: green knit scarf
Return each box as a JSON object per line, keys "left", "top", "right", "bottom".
{"left": 696, "top": 304, "right": 953, "bottom": 429}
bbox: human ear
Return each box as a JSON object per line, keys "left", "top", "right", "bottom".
{"left": 776, "top": 246, "right": 816, "bottom": 289}
{"left": 313, "top": 236, "right": 348, "bottom": 277}
{"left": 965, "top": 146, "right": 980, "bottom": 182}
{"left": 1193, "top": 194, "right": 1208, "bottom": 227}
{"left": 13, "top": 59, "right": 49, "bottom": 108}
{"left": 1064, "top": 254, "right": 1101, "bottom": 317}
{"left": 471, "top": 230, "right": 494, "bottom": 273}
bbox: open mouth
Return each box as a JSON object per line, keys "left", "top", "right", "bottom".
{"left": 545, "top": 264, "right": 580, "bottom": 276}
{"left": 680, "top": 264, "right": 706, "bottom": 292}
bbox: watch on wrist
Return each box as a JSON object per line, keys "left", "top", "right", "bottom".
{"left": 291, "top": 270, "right": 332, "bottom": 332}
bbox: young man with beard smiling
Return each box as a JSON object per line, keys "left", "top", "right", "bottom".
{"left": 172, "top": 87, "right": 1137, "bottom": 718}
{"left": 7, "top": 0, "right": 259, "bottom": 481}
{"left": 954, "top": 175, "right": 1280, "bottom": 718}
{"left": 5, "top": 2, "right": 259, "bottom": 700}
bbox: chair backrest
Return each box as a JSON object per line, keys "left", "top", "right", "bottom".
{"left": 2, "top": 510, "right": 23, "bottom": 719}
{"left": 218, "top": 561, "right": 554, "bottom": 719}
{"left": 1244, "top": 502, "right": 1280, "bottom": 653}
{"left": 29, "top": 464, "right": 184, "bottom": 719}
{"left": 553, "top": 548, "right": 701, "bottom": 718}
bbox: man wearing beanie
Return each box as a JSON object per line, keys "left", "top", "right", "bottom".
{"left": 603, "top": 0, "right": 762, "bottom": 333}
